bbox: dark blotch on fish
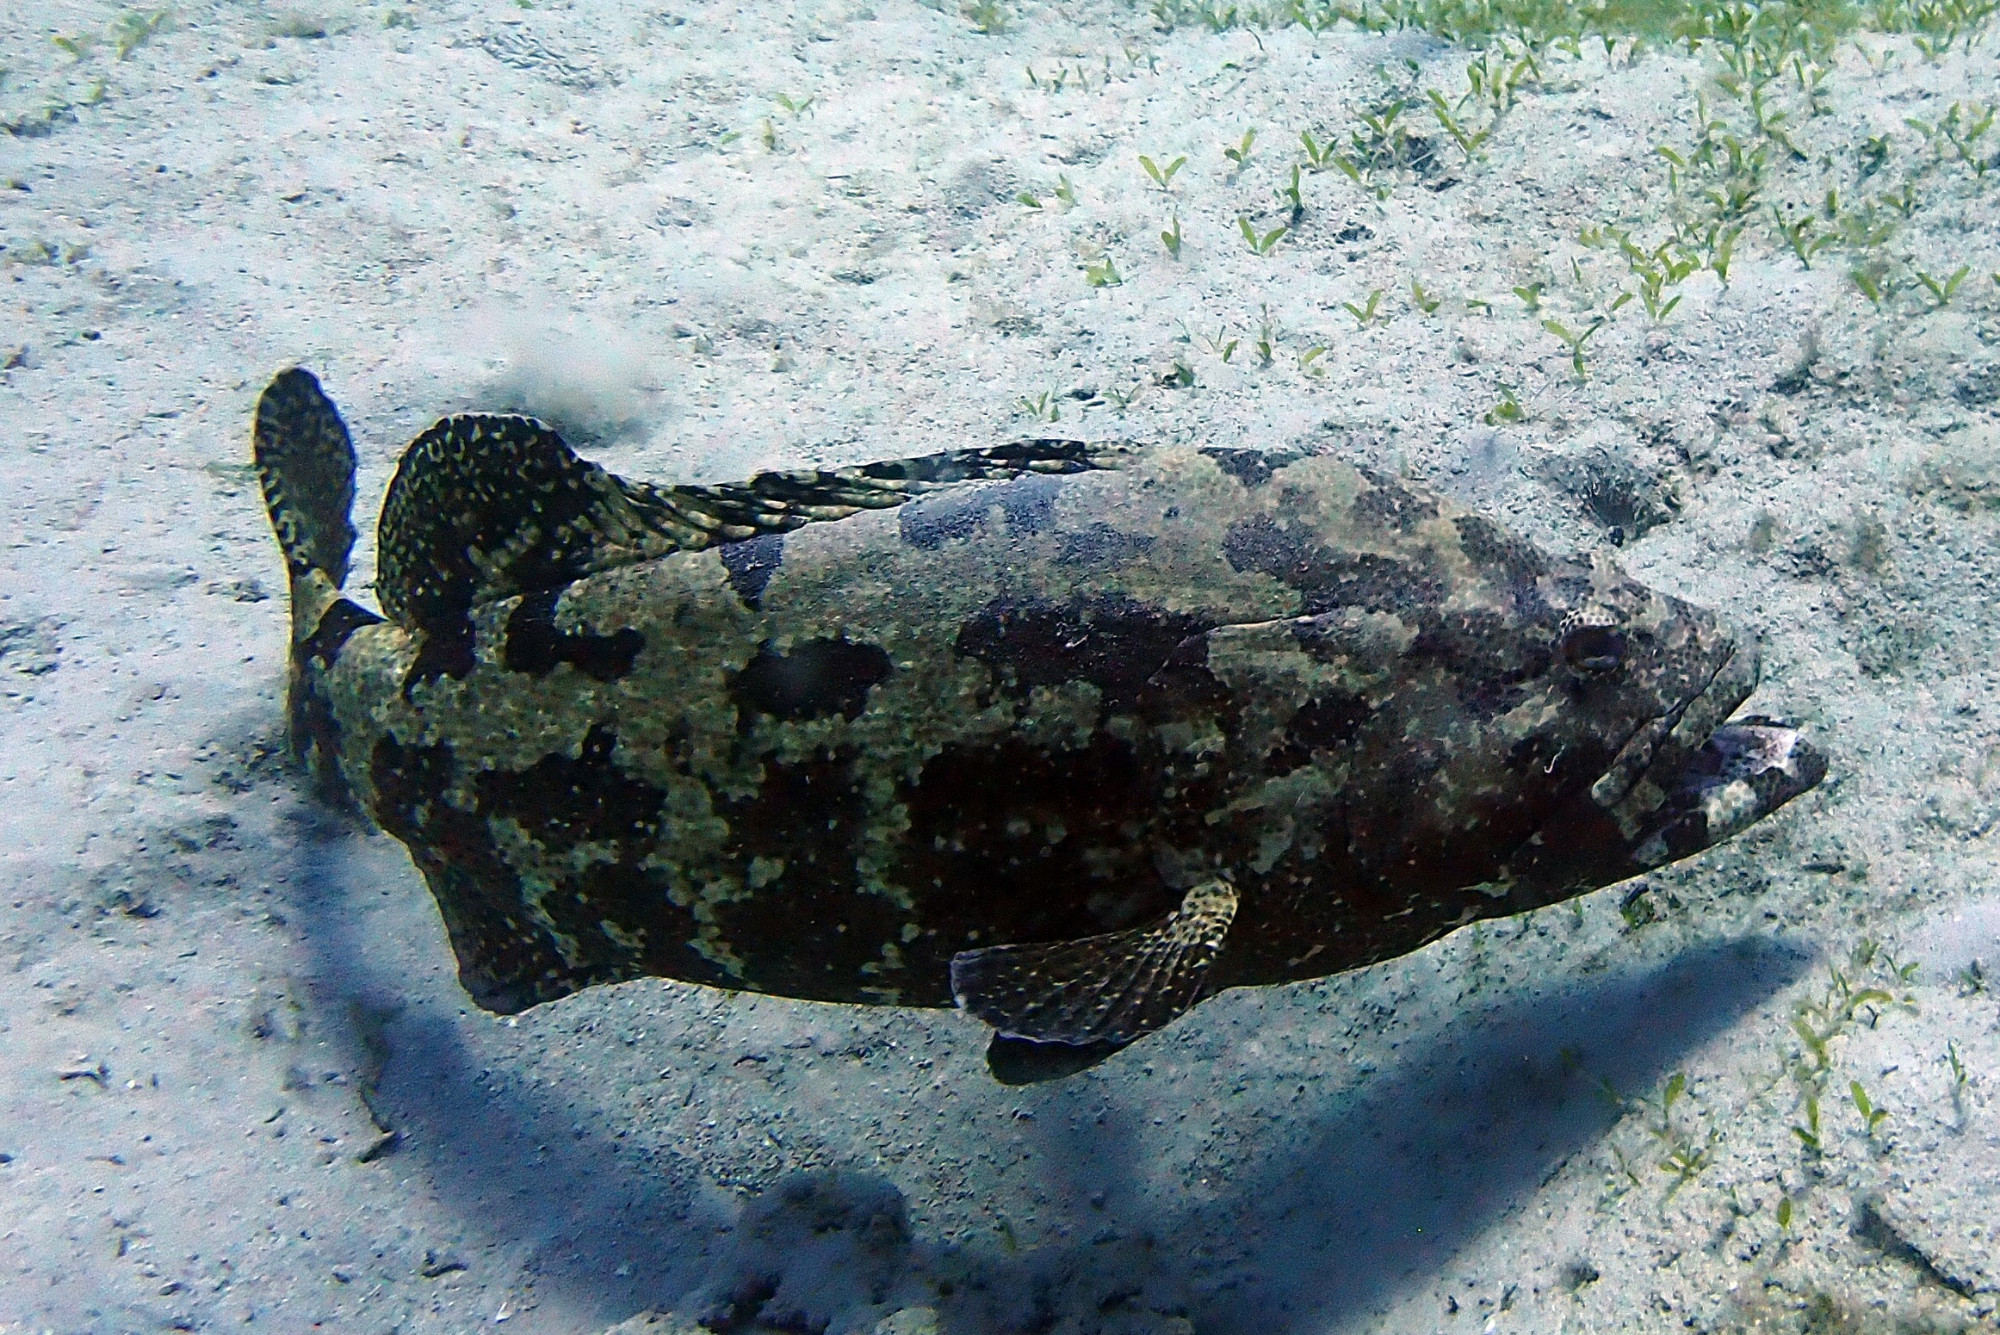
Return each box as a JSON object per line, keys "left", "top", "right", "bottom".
{"left": 1270, "top": 692, "right": 1374, "bottom": 771}
{"left": 370, "top": 733, "right": 548, "bottom": 1011}
{"left": 899, "top": 474, "right": 1062, "bottom": 549}
{"left": 1200, "top": 447, "right": 1288, "bottom": 490}
{"left": 1136, "top": 635, "right": 1234, "bottom": 724}
{"left": 1057, "top": 523, "right": 1155, "bottom": 567}
{"left": 373, "top": 727, "right": 723, "bottom": 1012}
{"left": 712, "top": 746, "right": 905, "bottom": 996}
{"left": 957, "top": 595, "right": 1213, "bottom": 713}
{"left": 503, "top": 588, "right": 644, "bottom": 681}
{"left": 1350, "top": 477, "right": 1442, "bottom": 533}
{"left": 477, "top": 724, "right": 665, "bottom": 852}
{"left": 1224, "top": 516, "right": 1442, "bottom": 616}
{"left": 897, "top": 733, "right": 1188, "bottom": 941}
{"left": 1452, "top": 513, "right": 1549, "bottom": 587}
{"left": 731, "top": 637, "right": 894, "bottom": 726}
{"left": 303, "top": 598, "right": 383, "bottom": 668}
{"left": 402, "top": 621, "right": 476, "bottom": 696}
{"left": 720, "top": 533, "right": 785, "bottom": 609}
{"left": 1408, "top": 612, "right": 1543, "bottom": 719}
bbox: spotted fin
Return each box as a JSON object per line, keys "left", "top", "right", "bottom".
{"left": 253, "top": 368, "right": 359, "bottom": 588}
{"left": 376, "top": 421, "right": 1133, "bottom": 642}
{"left": 674, "top": 436, "right": 1138, "bottom": 525}
{"left": 949, "top": 878, "right": 1237, "bottom": 1050}
{"left": 252, "top": 369, "right": 384, "bottom": 799}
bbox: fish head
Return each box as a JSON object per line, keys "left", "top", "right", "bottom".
{"left": 1491, "top": 556, "right": 1826, "bottom": 902}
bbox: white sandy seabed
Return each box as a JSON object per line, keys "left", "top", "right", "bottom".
{"left": 2, "top": 0, "right": 1999, "bottom": 1330}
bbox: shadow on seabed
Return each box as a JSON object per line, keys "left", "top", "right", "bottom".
{"left": 274, "top": 800, "right": 1808, "bottom": 1335}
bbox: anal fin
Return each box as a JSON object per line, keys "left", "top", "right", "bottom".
{"left": 949, "top": 878, "right": 1237, "bottom": 1050}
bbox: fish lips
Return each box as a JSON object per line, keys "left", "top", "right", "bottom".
{"left": 1603, "top": 623, "right": 1827, "bottom": 865}
{"left": 1625, "top": 716, "right": 1828, "bottom": 870}
{"left": 1504, "top": 620, "right": 1826, "bottom": 900}
{"left": 1591, "top": 628, "right": 1765, "bottom": 834}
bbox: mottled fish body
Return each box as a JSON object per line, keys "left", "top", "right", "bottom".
{"left": 254, "top": 369, "right": 1823, "bottom": 1081}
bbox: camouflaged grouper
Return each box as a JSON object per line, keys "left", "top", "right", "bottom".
{"left": 253, "top": 367, "right": 1825, "bottom": 1083}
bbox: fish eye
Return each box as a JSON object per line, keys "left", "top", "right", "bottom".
{"left": 1559, "top": 621, "right": 1626, "bottom": 676}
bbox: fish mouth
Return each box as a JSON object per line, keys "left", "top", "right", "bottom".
{"left": 1599, "top": 628, "right": 1826, "bottom": 867}
{"left": 1504, "top": 626, "right": 1826, "bottom": 901}
{"left": 1624, "top": 717, "right": 1828, "bottom": 870}
{"left": 1588, "top": 632, "right": 1763, "bottom": 824}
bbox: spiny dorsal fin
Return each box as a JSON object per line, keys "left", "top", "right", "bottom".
{"left": 253, "top": 368, "right": 358, "bottom": 587}
{"left": 949, "top": 878, "right": 1238, "bottom": 1049}
{"left": 375, "top": 418, "right": 1134, "bottom": 638}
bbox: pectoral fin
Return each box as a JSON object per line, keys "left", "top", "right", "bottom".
{"left": 949, "top": 878, "right": 1237, "bottom": 1049}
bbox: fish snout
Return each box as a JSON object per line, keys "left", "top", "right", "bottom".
{"left": 1589, "top": 614, "right": 1758, "bottom": 824}
{"left": 1592, "top": 609, "right": 1825, "bottom": 869}
{"left": 1499, "top": 609, "right": 1822, "bottom": 905}
{"left": 1627, "top": 718, "right": 1828, "bottom": 869}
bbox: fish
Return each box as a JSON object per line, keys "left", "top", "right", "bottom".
{"left": 251, "top": 367, "right": 1826, "bottom": 1083}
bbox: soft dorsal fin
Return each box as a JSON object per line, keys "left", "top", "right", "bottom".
{"left": 375, "top": 417, "right": 1133, "bottom": 640}
{"left": 377, "top": 414, "right": 681, "bottom": 635}
{"left": 949, "top": 878, "right": 1238, "bottom": 1056}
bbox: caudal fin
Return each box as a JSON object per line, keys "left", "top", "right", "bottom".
{"left": 253, "top": 368, "right": 358, "bottom": 590}
{"left": 251, "top": 369, "right": 378, "bottom": 804}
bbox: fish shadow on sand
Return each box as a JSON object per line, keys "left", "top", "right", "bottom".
{"left": 276, "top": 807, "right": 723, "bottom": 1325}
{"left": 684, "top": 934, "right": 1811, "bottom": 1334}
{"left": 276, "top": 803, "right": 1808, "bottom": 1334}
{"left": 1001, "top": 934, "right": 1812, "bottom": 1332}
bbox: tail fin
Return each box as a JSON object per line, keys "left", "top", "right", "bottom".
{"left": 252, "top": 369, "right": 377, "bottom": 804}
{"left": 254, "top": 368, "right": 358, "bottom": 597}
